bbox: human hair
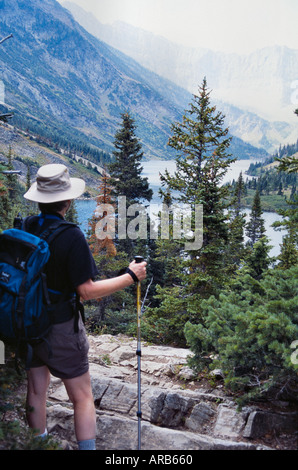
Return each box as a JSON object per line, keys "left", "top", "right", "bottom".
{"left": 38, "top": 200, "right": 70, "bottom": 214}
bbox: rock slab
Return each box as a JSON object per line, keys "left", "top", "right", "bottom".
{"left": 46, "top": 334, "right": 297, "bottom": 450}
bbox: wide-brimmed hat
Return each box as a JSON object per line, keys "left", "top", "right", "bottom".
{"left": 24, "top": 164, "right": 85, "bottom": 203}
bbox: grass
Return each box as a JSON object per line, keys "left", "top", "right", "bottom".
{"left": 241, "top": 189, "right": 293, "bottom": 212}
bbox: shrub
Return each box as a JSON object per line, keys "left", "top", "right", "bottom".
{"left": 184, "top": 265, "right": 298, "bottom": 403}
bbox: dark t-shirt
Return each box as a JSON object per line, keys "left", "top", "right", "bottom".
{"left": 26, "top": 213, "right": 99, "bottom": 300}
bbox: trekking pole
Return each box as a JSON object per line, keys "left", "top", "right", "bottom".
{"left": 134, "top": 255, "right": 143, "bottom": 450}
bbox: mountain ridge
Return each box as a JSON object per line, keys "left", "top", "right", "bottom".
{"left": 0, "top": 0, "right": 267, "bottom": 163}
{"left": 63, "top": 1, "right": 297, "bottom": 153}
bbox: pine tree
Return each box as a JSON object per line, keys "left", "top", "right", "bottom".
{"left": 6, "top": 147, "right": 18, "bottom": 200}
{"left": 26, "top": 164, "right": 31, "bottom": 191}
{"left": 65, "top": 200, "right": 79, "bottom": 224}
{"left": 142, "top": 78, "right": 236, "bottom": 345}
{"left": 161, "top": 77, "right": 235, "bottom": 294}
{"left": 183, "top": 107, "right": 298, "bottom": 393}
{"left": 273, "top": 153, "right": 298, "bottom": 269}
{"left": 245, "top": 236, "right": 272, "bottom": 280}
{"left": 0, "top": 148, "right": 22, "bottom": 229}
{"left": 233, "top": 171, "right": 245, "bottom": 216}
{"left": 88, "top": 170, "right": 117, "bottom": 258}
{"left": 86, "top": 170, "right": 132, "bottom": 329}
{"left": 108, "top": 112, "right": 152, "bottom": 205}
{"left": 226, "top": 172, "right": 247, "bottom": 267}
{"left": 245, "top": 190, "right": 266, "bottom": 246}
{"left": 275, "top": 109, "right": 298, "bottom": 173}
{"left": 108, "top": 112, "right": 153, "bottom": 259}
{"left": 23, "top": 164, "right": 36, "bottom": 216}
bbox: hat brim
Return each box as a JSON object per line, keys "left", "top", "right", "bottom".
{"left": 24, "top": 178, "right": 85, "bottom": 203}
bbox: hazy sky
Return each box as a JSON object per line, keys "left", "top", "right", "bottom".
{"left": 60, "top": 0, "right": 297, "bottom": 54}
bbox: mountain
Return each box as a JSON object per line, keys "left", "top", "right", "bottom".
{"left": 0, "top": 0, "right": 267, "bottom": 163}
{"left": 64, "top": 1, "right": 298, "bottom": 153}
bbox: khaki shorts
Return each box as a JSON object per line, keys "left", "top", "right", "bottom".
{"left": 29, "top": 316, "right": 89, "bottom": 379}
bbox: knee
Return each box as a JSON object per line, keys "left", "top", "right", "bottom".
{"left": 64, "top": 382, "right": 94, "bottom": 407}
{"left": 63, "top": 372, "right": 94, "bottom": 407}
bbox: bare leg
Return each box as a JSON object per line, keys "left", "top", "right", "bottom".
{"left": 62, "top": 371, "right": 96, "bottom": 443}
{"left": 26, "top": 366, "right": 50, "bottom": 435}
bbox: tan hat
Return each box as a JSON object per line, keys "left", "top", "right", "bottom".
{"left": 24, "top": 164, "right": 85, "bottom": 203}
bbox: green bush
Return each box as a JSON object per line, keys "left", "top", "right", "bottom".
{"left": 184, "top": 265, "right": 298, "bottom": 402}
{"left": 0, "top": 346, "right": 62, "bottom": 450}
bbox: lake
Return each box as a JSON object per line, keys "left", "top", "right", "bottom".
{"left": 76, "top": 159, "right": 285, "bottom": 257}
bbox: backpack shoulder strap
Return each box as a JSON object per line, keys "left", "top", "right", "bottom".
{"left": 43, "top": 220, "right": 77, "bottom": 246}
{"left": 22, "top": 214, "right": 77, "bottom": 245}
{"left": 22, "top": 215, "right": 39, "bottom": 233}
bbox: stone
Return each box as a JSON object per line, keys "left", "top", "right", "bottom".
{"left": 46, "top": 403, "right": 268, "bottom": 451}
{"left": 209, "top": 368, "right": 224, "bottom": 379}
{"left": 243, "top": 410, "right": 298, "bottom": 439}
{"left": 213, "top": 405, "right": 247, "bottom": 439}
{"left": 186, "top": 402, "right": 216, "bottom": 432}
{"left": 109, "top": 345, "right": 136, "bottom": 363}
{"left": 142, "top": 388, "right": 166, "bottom": 423}
{"left": 159, "top": 392, "right": 195, "bottom": 428}
{"left": 178, "top": 366, "right": 196, "bottom": 381}
{"left": 49, "top": 383, "right": 69, "bottom": 403}
{"left": 47, "top": 404, "right": 75, "bottom": 442}
{"left": 35, "top": 335, "right": 295, "bottom": 450}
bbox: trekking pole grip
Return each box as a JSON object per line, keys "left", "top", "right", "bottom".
{"left": 134, "top": 255, "right": 144, "bottom": 265}
{"left": 134, "top": 256, "right": 144, "bottom": 284}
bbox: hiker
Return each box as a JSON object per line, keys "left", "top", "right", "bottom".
{"left": 22, "top": 164, "right": 147, "bottom": 450}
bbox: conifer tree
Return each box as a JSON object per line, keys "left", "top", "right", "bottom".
{"left": 87, "top": 171, "right": 128, "bottom": 327}
{"left": 143, "top": 78, "right": 236, "bottom": 345}
{"left": 273, "top": 153, "right": 298, "bottom": 269}
{"left": 6, "top": 147, "right": 18, "bottom": 201}
{"left": 65, "top": 200, "right": 79, "bottom": 224}
{"left": 88, "top": 170, "right": 117, "bottom": 258}
{"left": 233, "top": 172, "right": 245, "bottom": 216}
{"left": 245, "top": 190, "right": 266, "bottom": 245}
{"left": 161, "top": 77, "right": 235, "bottom": 293}
{"left": 26, "top": 164, "right": 31, "bottom": 191}
{"left": 245, "top": 236, "right": 272, "bottom": 280}
{"left": 23, "top": 165, "right": 36, "bottom": 216}
{"left": 0, "top": 148, "right": 22, "bottom": 228}
{"left": 183, "top": 108, "right": 298, "bottom": 391}
{"left": 86, "top": 170, "right": 135, "bottom": 331}
{"left": 273, "top": 194, "right": 298, "bottom": 269}
{"left": 108, "top": 112, "right": 152, "bottom": 259}
{"left": 108, "top": 112, "right": 152, "bottom": 205}
{"left": 226, "top": 172, "right": 247, "bottom": 267}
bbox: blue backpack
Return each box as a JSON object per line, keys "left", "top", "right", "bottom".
{"left": 0, "top": 217, "right": 78, "bottom": 367}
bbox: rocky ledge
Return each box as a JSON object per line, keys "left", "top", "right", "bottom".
{"left": 44, "top": 334, "right": 297, "bottom": 451}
